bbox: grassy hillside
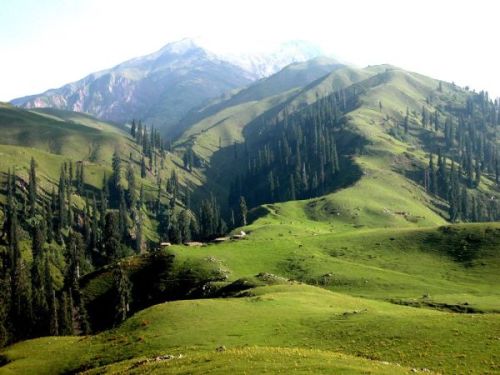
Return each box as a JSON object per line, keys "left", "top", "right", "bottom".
{"left": 0, "top": 104, "right": 127, "bottom": 163}
{"left": 1, "top": 220, "right": 498, "bottom": 374}
{"left": 1, "top": 281, "right": 498, "bottom": 374}
{"left": 1, "top": 61, "right": 499, "bottom": 375}
{"left": 0, "top": 103, "right": 198, "bottom": 197}
{"left": 177, "top": 57, "right": 343, "bottom": 133}
{"left": 177, "top": 64, "right": 377, "bottom": 209}
{"left": 179, "top": 63, "right": 499, "bottom": 228}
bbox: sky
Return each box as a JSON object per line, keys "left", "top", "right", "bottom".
{"left": 1, "top": 0, "right": 499, "bottom": 101}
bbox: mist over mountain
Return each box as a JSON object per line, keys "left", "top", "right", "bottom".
{"left": 11, "top": 38, "right": 326, "bottom": 134}
{"left": 215, "top": 40, "right": 326, "bottom": 78}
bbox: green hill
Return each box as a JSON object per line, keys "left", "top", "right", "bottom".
{"left": 1, "top": 219, "right": 498, "bottom": 374}
{"left": 0, "top": 58, "right": 499, "bottom": 375}
{"left": 178, "top": 64, "right": 498, "bottom": 227}
{"left": 0, "top": 102, "right": 199, "bottom": 207}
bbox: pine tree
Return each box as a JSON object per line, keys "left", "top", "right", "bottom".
{"left": 140, "top": 157, "right": 147, "bottom": 178}
{"left": 421, "top": 106, "right": 428, "bottom": 128}
{"left": 89, "top": 195, "right": 99, "bottom": 254}
{"left": 135, "top": 213, "right": 143, "bottom": 253}
{"left": 47, "top": 288, "right": 59, "bottom": 336}
{"left": 437, "top": 150, "right": 448, "bottom": 198}
{"left": 179, "top": 209, "right": 192, "bottom": 242}
{"left": 428, "top": 154, "right": 437, "bottom": 195}
{"left": 31, "top": 226, "right": 48, "bottom": 335}
{"left": 126, "top": 163, "right": 137, "bottom": 209}
{"left": 77, "top": 163, "right": 85, "bottom": 195}
{"left": 460, "top": 186, "right": 469, "bottom": 221}
{"left": 118, "top": 189, "right": 128, "bottom": 242}
{"left": 28, "top": 157, "right": 37, "bottom": 217}
{"left": 113, "top": 265, "right": 132, "bottom": 325}
{"left": 9, "top": 210, "right": 33, "bottom": 339}
{"left": 58, "top": 167, "right": 67, "bottom": 233}
{"left": 475, "top": 159, "right": 481, "bottom": 187}
{"left": 111, "top": 150, "right": 122, "bottom": 201}
{"left": 130, "top": 119, "right": 136, "bottom": 138}
{"left": 103, "top": 212, "right": 121, "bottom": 261}
{"left": 239, "top": 196, "right": 248, "bottom": 226}
{"left": 58, "top": 291, "right": 73, "bottom": 335}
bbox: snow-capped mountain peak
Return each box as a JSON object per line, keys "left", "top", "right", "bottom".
{"left": 214, "top": 40, "right": 326, "bottom": 78}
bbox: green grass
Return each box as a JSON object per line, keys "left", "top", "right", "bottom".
{"left": 168, "top": 223, "right": 500, "bottom": 308}
{"left": 0, "top": 104, "right": 203, "bottom": 243}
{"left": 1, "top": 64, "right": 500, "bottom": 375}
{"left": 84, "top": 347, "right": 413, "bottom": 374}
{"left": 1, "top": 284, "right": 498, "bottom": 374}
{"left": 2, "top": 222, "right": 498, "bottom": 374}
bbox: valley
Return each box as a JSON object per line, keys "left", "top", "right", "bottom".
{"left": 0, "top": 37, "right": 499, "bottom": 374}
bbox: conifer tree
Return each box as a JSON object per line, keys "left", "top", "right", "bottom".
{"left": 126, "top": 163, "right": 137, "bottom": 209}
{"left": 239, "top": 196, "right": 248, "bottom": 226}
{"left": 426, "top": 154, "right": 436, "bottom": 195}
{"left": 135, "top": 213, "right": 143, "bottom": 253}
{"left": 58, "top": 167, "right": 67, "bottom": 233}
{"left": 28, "top": 157, "right": 37, "bottom": 217}
{"left": 58, "top": 291, "right": 73, "bottom": 335}
{"left": 111, "top": 150, "right": 122, "bottom": 203}
{"left": 130, "top": 119, "right": 136, "bottom": 138}
{"left": 113, "top": 265, "right": 132, "bottom": 325}
{"left": 118, "top": 189, "right": 128, "bottom": 242}
{"left": 103, "top": 212, "right": 121, "bottom": 261}
{"left": 475, "top": 159, "right": 481, "bottom": 187}
{"left": 140, "top": 157, "right": 147, "bottom": 178}
{"left": 9, "top": 209, "right": 33, "bottom": 339}
{"left": 31, "top": 225, "right": 48, "bottom": 335}
{"left": 47, "top": 288, "right": 58, "bottom": 336}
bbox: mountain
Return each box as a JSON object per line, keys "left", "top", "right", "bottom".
{"left": 11, "top": 39, "right": 327, "bottom": 136}
{"left": 216, "top": 40, "right": 326, "bottom": 78}
{"left": 176, "top": 62, "right": 499, "bottom": 227}
{"left": 174, "top": 56, "right": 343, "bottom": 138}
{"left": 11, "top": 39, "right": 253, "bottom": 135}
{"left": 1, "top": 56, "right": 499, "bottom": 375}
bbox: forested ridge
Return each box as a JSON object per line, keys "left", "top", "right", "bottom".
{"left": 0, "top": 66, "right": 499, "bottom": 349}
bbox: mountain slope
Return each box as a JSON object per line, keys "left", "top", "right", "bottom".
{"left": 0, "top": 103, "right": 200, "bottom": 241}
{"left": 176, "top": 56, "right": 343, "bottom": 135}
{"left": 2, "top": 230, "right": 499, "bottom": 375}
{"left": 0, "top": 103, "right": 129, "bottom": 163}
{"left": 175, "top": 63, "right": 376, "bottom": 210}
{"left": 11, "top": 39, "right": 329, "bottom": 136}
{"left": 176, "top": 62, "right": 499, "bottom": 229}
{"left": 11, "top": 40, "right": 253, "bottom": 135}
{"left": 1, "top": 55, "right": 499, "bottom": 375}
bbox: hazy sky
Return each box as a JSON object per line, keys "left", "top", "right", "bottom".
{"left": 1, "top": 0, "right": 499, "bottom": 101}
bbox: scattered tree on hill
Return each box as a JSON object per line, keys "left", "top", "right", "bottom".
{"left": 113, "top": 265, "right": 132, "bottom": 325}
